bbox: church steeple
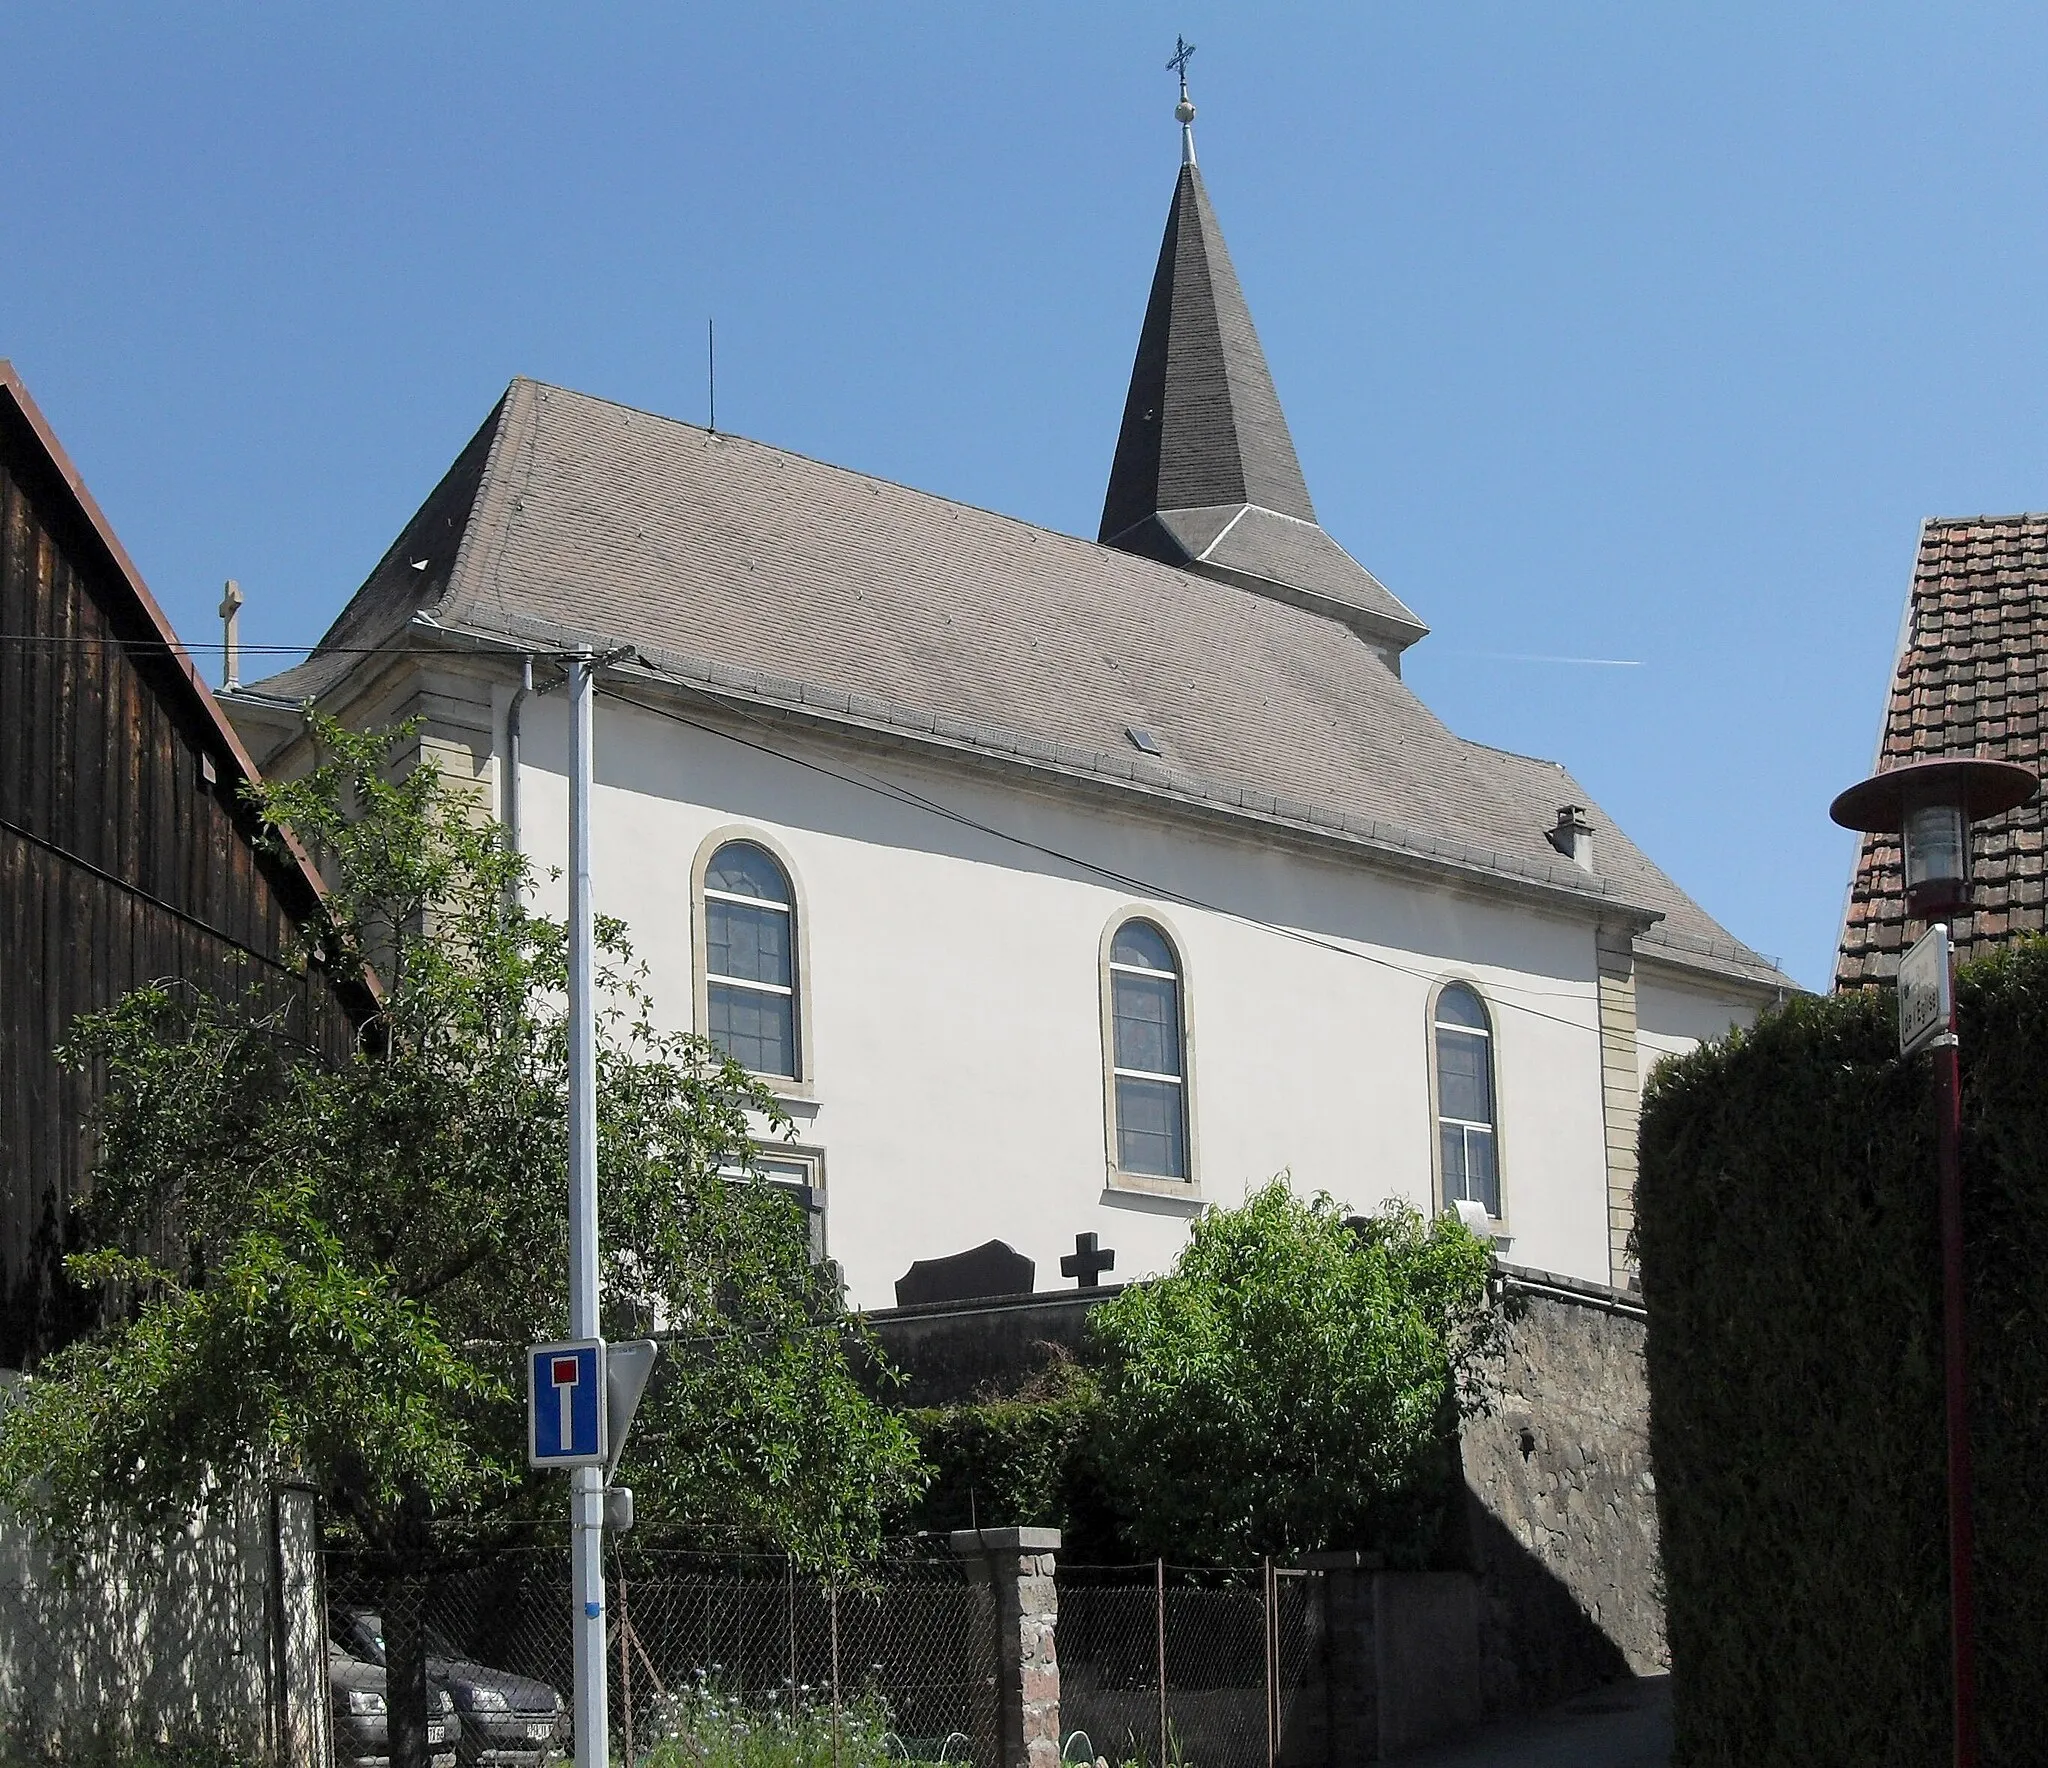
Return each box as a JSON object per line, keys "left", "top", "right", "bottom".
{"left": 1099, "top": 53, "right": 1427, "bottom": 659}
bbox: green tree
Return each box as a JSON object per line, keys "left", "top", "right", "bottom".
{"left": 0, "top": 719, "right": 924, "bottom": 1764}
{"left": 1086, "top": 1179, "right": 1495, "bottom": 1564}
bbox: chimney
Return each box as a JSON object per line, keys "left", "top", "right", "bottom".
{"left": 1547, "top": 804, "right": 1595, "bottom": 871}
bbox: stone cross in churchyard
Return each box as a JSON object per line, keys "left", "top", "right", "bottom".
{"left": 1060, "top": 1232, "right": 1115, "bottom": 1288}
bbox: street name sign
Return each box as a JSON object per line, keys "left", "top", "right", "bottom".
{"left": 528, "top": 1339, "right": 608, "bottom": 1468}
{"left": 1898, "top": 923, "right": 1954, "bottom": 1059}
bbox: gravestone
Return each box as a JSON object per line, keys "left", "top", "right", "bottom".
{"left": 894, "top": 1240, "right": 1035, "bottom": 1306}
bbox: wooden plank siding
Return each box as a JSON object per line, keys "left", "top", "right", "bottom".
{"left": 0, "top": 393, "right": 360, "bottom": 1368}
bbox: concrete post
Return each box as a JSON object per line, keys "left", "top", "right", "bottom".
{"left": 951, "top": 1527, "right": 1061, "bottom": 1768}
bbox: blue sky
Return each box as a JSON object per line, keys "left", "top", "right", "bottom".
{"left": 7, "top": 4, "right": 2048, "bottom": 990}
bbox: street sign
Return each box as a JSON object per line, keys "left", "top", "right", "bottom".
{"left": 1898, "top": 923, "right": 1954, "bottom": 1058}
{"left": 528, "top": 1339, "right": 608, "bottom": 1468}
{"left": 603, "top": 1339, "right": 659, "bottom": 1482}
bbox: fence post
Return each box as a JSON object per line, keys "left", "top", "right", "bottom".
{"left": 830, "top": 1578, "right": 842, "bottom": 1768}
{"left": 950, "top": 1527, "right": 1061, "bottom": 1768}
{"left": 1155, "top": 1557, "right": 1166, "bottom": 1768}
{"left": 618, "top": 1561, "right": 633, "bottom": 1768}
{"left": 1263, "top": 1558, "right": 1276, "bottom": 1768}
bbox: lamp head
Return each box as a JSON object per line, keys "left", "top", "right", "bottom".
{"left": 1829, "top": 756, "right": 2038, "bottom": 919}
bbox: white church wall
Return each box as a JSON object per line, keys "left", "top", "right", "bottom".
{"left": 500, "top": 680, "right": 1654, "bottom": 1305}
{"left": 1636, "top": 964, "right": 1773, "bottom": 1091}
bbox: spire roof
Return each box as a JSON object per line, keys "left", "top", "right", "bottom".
{"left": 1099, "top": 120, "right": 1425, "bottom": 654}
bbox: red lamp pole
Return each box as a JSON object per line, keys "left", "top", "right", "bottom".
{"left": 1930, "top": 989, "right": 1974, "bottom": 1768}
{"left": 1831, "top": 755, "right": 2038, "bottom": 1768}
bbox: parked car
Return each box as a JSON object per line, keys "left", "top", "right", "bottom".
{"left": 330, "top": 1638, "right": 460, "bottom": 1768}
{"left": 335, "top": 1607, "right": 569, "bottom": 1767}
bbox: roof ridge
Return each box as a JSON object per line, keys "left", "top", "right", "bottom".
{"left": 1462, "top": 736, "right": 1566, "bottom": 769}
{"left": 1922, "top": 511, "right": 2048, "bottom": 529}
{"left": 508, "top": 378, "right": 1179, "bottom": 569}
{"left": 481, "top": 379, "right": 1416, "bottom": 646}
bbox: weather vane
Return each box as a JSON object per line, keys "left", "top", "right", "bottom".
{"left": 1167, "top": 34, "right": 1197, "bottom": 164}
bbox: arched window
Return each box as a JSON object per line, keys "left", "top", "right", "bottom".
{"left": 1434, "top": 983, "right": 1499, "bottom": 1218}
{"left": 1107, "top": 919, "right": 1189, "bottom": 1180}
{"left": 703, "top": 839, "right": 799, "bottom": 1079}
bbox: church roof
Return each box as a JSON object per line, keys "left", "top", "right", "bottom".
{"left": 1837, "top": 513, "right": 2048, "bottom": 988}
{"left": 241, "top": 378, "right": 1786, "bottom": 990}
{"left": 1098, "top": 161, "right": 1426, "bottom": 652}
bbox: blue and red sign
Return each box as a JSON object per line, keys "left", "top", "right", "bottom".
{"left": 528, "top": 1338, "right": 607, "bottom": 1467}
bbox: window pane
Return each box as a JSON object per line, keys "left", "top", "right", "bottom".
{"left": 1440, "top": 1122, "right": 1469, "bottom": 1199}
{"left": 1111, "top": 920, "right": 1176, "bottom": 972}
{"left": 1436, "top": 1027, "right": 1493, "bottom": 1124}
{"left": 1116, "top": 1075, "right": 1187, "bottom": 1178}
{"left": 707, "top": 841, "right": 791, "bottom": 903}
{"left": 709, "top": 981, "right": 796, "bottom": 1077}
{"left": 708, "top": 897, "right": 791, "bottom": 987}
{"left": 1465, "top": 1127, "right": 1500, "bottom": 1217}
{"left": 1113, "top": 971, "right": 1182, "bottom": 1076}
{"left": 1435, "top": 984, "right": 1488, "bottom": 1031}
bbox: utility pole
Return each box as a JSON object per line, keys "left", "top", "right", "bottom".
{"left": 566, "top": 651, "right": 608, "bottom": 1768}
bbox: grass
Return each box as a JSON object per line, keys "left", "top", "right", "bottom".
{"left": 633, "top": 1680, "right": 962, "bottom": 1768}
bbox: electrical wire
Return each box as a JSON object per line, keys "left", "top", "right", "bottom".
{"left": 0, "top": 626, "right": 1770, "bottom": 1026}
{"left": 599, "top": 676, "right": 1635, "bottom": 1037}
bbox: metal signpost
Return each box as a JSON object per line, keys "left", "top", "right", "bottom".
{"left": 564, "top": 654, "right": 607, "bottom": 1768}
{"left": 523, "top": 654, "right": 663, "bottom": 1768}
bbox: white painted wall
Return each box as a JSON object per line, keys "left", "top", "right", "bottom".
{"left": 482, "top": 680, "right": 1762, "bottom": 1308}
{"left": 1638, "top": 965, "right": 1772, "bottom": 1090}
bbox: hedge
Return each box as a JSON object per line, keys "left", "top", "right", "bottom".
{"left": 901, "top": 1371, "right": 1125, "bottom": 1560}
{"left": 1638, "top": 942, "right": 2048, "bottom": 1768}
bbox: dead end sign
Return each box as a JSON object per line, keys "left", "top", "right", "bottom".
{"left": 528, "top": 1339, "right": 606, "bottom": 1467}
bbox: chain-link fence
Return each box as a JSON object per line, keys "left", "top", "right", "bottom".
{"left": 324, "top": 1549, "right": 1000, "bottom": 1768}
{"left": 1056, "top": 1565, "right": 1324, "bottom": 1768}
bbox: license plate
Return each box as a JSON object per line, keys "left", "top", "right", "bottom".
{"left": 528, "top": 1722, "right": 554, "bottom": 1740}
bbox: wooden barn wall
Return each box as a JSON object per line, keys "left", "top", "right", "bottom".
{"left": 0, "top": 442, "right": 355, "bottom": 1368}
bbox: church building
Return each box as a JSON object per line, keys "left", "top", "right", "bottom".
{"left": 222, "top": 88, "right": 1788, "bottom": 1304}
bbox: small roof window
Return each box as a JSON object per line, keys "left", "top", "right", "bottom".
{"left": 1126, "top": 725, "right": 1162, "bottom": 756}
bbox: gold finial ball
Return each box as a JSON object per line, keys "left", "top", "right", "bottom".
{"left": 1175, "top": 97, "right": 1196, "bottom": 124}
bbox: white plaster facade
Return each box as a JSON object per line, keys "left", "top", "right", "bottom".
{"left": 232, "top": 656, "right": 1780, "bottom": 1307}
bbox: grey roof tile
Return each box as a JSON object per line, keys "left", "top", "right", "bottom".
{"left": 1096, "top": 165, "right": 1426, "bottom": 650}
{"left": 246, "top": 375, "right": 1778, "bottom": 986}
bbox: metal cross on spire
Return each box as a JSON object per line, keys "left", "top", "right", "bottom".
{"left": 1167, "top": 35, "right": 1198, "bottom": 166}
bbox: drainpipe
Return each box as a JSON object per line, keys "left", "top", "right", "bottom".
{"left": 503, "top": 656, "right": 533, "bottom": 905}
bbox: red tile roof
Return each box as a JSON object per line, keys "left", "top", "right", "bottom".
{"left": 1837, "top": 513, "right": 2048, "bottom": 987}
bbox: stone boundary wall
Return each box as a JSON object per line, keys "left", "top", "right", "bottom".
{"left": 0, "top": 1482, "right": 327, "bottom": 1764}
{"left": 1460, "top": 1264, "right": 1661, "bottom": 1716}
{"left": 865, "top": 1287, "right": 1115, "bottom": 1405}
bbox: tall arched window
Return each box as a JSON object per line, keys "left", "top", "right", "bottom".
{"left": 703, "top": 839, "right": 799, "bottom": 1079}
{"left": 1107, "top": 919, "right": 1189, "bottom": 1180}
{"left": 1434, "top": 983, "right": 1499, "bottom": 1218}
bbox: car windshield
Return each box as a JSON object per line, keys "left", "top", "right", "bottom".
{"left": 348, "top": 1613, "right": 476, "bottom": 1666}
{"left": 421, "top": 1624, "right": 467, "bottom": 1660}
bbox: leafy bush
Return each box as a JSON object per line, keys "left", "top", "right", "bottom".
{"left": 1084, "top": 1180, "right": 1495, "bottom": 1564}
{"left": 902, "top": 1357, "right": 1121, "bottom": 1555}
{"left": 1638, "top": 943, "right": 2048, "bottom": 1768}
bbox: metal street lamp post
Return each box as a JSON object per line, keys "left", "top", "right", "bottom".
{"left": 1830, "top": 755, "right": 2037, "bottom": 1768}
